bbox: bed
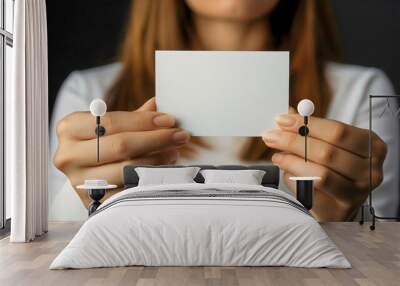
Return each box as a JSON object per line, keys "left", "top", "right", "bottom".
{"left": 50, "top": 165, "right": 350, "bottom": 269}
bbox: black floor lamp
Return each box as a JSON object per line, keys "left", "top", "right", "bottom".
{"left": 77, "top": 99, "right": 117, "bottom": 216}
{"left": 290, "top": 99, "right": 321, "bottom": 210}
{"left": 359, "top": 94, "right": 400, "bottom": 230}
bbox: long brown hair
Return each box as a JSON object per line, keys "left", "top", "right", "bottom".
{"left": 106, "top": 0, "right": 341, "bottom": 160}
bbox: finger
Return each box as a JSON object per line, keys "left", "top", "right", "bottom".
{"left": 288, "top": 106, "right": 297, "bottom": 114}
{"left": 70, "top": 149, "right": 179, "bottom": 187}
{"left": 263, "top": 130, "right": 368, "bottom": 180}
{"left": 145, "top": 148, "right": 179, "bottom": 164}
{"left": 137, "top": 97, "right": 157, "bottom": 112}
{"left": 282, "top": 172, "right": 348, "bottom": 221}
{"left": 272, "top": 152, "right": 359, "bottom": 204}
{"left": 57, "top": 110, "right": 176, "bottom": 140}
{"left": 273, "top": 113, "right": 372, "bottom": 157}
{"left": 67, "top": 128, "right": 190, "bottom": 167}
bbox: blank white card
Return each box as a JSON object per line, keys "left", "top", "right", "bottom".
{"left": 156, "top": 51, "right": 289, "bottom": 136}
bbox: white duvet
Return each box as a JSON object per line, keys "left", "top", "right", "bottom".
{"left": 50, "top": 183, "right": 351, "bottom": 269}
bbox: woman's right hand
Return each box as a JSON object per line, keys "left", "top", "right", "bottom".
{"left": 53, "top": 98, "right": 190, "bottom": 207}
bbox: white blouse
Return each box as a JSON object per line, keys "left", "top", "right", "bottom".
{"left": 49, "top": 62, "right": 399, "bottom": 221}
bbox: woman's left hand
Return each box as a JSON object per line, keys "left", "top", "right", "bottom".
{"left": 262, "top": 113, "right": 387, "bottom": 221}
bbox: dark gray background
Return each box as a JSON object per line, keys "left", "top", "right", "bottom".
{"left": 46, "top": 0, "right": 400, "bottom": 116}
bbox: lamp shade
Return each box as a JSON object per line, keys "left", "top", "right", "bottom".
{"left": 90, "top": 99, "right": 107, "bottom": 117}
{"left": 297, "top": 99, "right": 314, "bottom": 117}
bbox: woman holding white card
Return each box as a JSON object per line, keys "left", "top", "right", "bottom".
{"left": 50, "top": 0, "right": 398, "bottom": 221}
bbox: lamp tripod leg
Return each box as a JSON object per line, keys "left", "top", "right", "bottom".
{"left": 370, "top": 206, "right": 376, "bottom": 231}
{"left": 97, "top": 127, "right": 99, "bottom": 162}
{"left": 359, "top": 204, "right": 364, "bottom": 225}
{"left": 305, "top": 134, "right": 307, "bottom": 162}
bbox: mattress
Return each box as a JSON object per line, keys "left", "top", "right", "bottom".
{"left": 50, "top": 183, "right": 351, "bottom": 269}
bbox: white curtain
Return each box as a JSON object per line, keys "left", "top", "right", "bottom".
{"left": 8, "top": 0, "right": 48, "bottom": 242}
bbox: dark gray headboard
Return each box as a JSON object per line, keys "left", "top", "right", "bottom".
{"left": 123, "top": 165, "right": 280, "bottom": 189}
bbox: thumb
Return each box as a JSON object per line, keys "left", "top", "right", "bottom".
{"left": 136, "top": 97, "right": 157, "bottom": 112}
{"left": 288, "top": 106, "right": 297, "bottom": 114}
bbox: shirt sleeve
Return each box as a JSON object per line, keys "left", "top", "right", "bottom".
{"left": 48, "top": 72, "right": 91, "bottom": 220}
{"left": 353, "top": 69, "right": 399, "bottom": 217}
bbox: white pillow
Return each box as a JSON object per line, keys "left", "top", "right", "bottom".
{"left": 135, "top": 167, "right": 201, "bottom": 186}
{"left": 200, "top": 169, "right": 266, "bottom": 185}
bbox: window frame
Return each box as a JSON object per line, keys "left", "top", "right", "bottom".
{"left": 0, "top": 0, "right": 13, "bottom": 233}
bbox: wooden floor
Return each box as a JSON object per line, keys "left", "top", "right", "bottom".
{"left": 0, "top": 222, "right": 399, "bottom": 286}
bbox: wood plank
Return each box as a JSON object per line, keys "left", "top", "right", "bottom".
{"left": 0, "top": 222, "right": 399, "bottom": 286}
